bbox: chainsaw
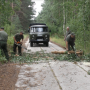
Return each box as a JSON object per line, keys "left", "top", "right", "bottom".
{"left": 15, "top": 41, "right": 27, "bottom": 50}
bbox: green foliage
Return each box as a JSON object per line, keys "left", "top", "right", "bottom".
{"left": 50, "top": 36, "right": 66, "bottom": 47}
{"left": 0, "top": 0, "right": 21, "bottom": 26}
{"left": 0, "top": 0, "right": 34, "bottom": 34}
{"left": 83, "top": 53, "right": 90, "bottom": 62}
{"left": 9, "top": 51, "right": 90, "bottom": 64}
{"left": 4, "top": 15, "right": 23, "bottom": 36}
{"left": 12, "top": 15, "right": 23, "bottom": 34}
{"left": 10, "top": 51, "right": 54, "bottom": 63}
{"left": 16, "top": 0, "right": 34, "bottom": 30}
{"left": 53, "top": 54, "right": 81, "bottom": 62}
{"left": 7, "top": 35, "right": 14, "bottom": 51}
{"left": 0, "top": 50, "right": 7, "bottom": 63}
{"left": 35, "top": 0, "right": 90, "bottom": 54}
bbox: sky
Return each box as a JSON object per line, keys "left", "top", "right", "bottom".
{"left": 31, "top": 0, "right": 44, "bottom": 17}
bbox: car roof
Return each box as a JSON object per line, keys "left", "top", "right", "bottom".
{"left": 29, "top": 23, "right": 46, "bottom": 26}
{"left": 31, "top": 25, "right": 48, "bottom": 28}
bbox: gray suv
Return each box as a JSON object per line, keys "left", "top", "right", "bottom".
{"left": 28, "top": 23, "right": 50, "bottom": 47}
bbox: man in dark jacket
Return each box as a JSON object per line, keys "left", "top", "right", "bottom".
{"left": 0, "top": 27, "right": 9, "bottom": 61}
{"left": 13, "top": 32, "right": 24, "bottom": 56}
{"left": 66, "top": 33, "right": 75, "bottom": 51}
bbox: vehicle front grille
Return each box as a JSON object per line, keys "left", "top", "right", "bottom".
{"left": 37, "top": 36, "right": 44, "bottom": 39}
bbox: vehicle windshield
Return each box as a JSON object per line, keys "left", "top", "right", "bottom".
{"left": 31, "top": 27, "right": 48, "bottom": 32}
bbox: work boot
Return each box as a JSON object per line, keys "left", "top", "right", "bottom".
{"left": 19, "top": 53, "right": 22, "bottom": 56}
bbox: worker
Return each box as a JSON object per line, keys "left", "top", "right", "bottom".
{"left": 64, "top": 27, "right": 71, "bottom": 41}
{"left": 66, "top": 33, "right": 75, "bottom": 51}
{"left": 13, "top": 31, "right": 24, "bottom": 56}
{"left": 0, "top": 27, "right": 9, "bottom": 61}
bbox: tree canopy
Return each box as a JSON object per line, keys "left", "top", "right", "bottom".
{"left": 36, "top": 0, "right": 90, "bottom": 52}
{"left": 0, "top": 0, "right": 35, "bottom": 34}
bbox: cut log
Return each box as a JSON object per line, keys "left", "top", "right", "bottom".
{"left": 51, "top": 50, "right": 83, "bottom": 56}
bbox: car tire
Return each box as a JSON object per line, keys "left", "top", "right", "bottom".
{"left": 46, "top": 42, "right": 48, "bottom": 47}
{"left": 30, "top": 42, "right": 33, "bottom": 47}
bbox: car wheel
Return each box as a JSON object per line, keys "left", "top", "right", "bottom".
{"left": 46, "top": 42, "right": 48, "bottom": 47}
{"left": 30, "top": 42, "right": 33, "bottom": 47}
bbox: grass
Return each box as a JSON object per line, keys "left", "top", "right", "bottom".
{"left": 50, "top": 36, "right": 66, "bottom": 48}
{"left": 75, "top": 42, "right": 90, "bottom": 54}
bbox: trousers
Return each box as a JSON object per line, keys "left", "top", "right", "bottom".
{"left": 13, "top": 43, "right": 22, "bottom": 55}
{"left": 0, "top": 41, "right": 9, "bottom": 60}
{"left": 68, "top": 42, "right": 75, "bottom": 51}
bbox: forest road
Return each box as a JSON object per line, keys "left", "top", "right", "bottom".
{"left": 15, "top": 39, "right": 90, "bottom": 90}
{"left": 23, "top": 38, "right": 66, "bottom": 53}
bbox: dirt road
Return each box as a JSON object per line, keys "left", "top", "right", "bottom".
{"left": 15, "top": 39, "right": 90, "bottom": 90}
{"left": 24, "top": 39, "right": 66, "bottom": 53}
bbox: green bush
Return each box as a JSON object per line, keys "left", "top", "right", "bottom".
{"left": 0, "top": 50, "right": 7, "bottom": 63}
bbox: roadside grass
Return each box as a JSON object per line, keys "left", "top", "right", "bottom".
{"left": 50, "top": 36, "right": 66, "bottom": 48}
{"left": 75, "top": 42, "right": 90, "bottom": 54}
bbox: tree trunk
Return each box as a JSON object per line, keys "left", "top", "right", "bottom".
{"left": 63, "top": 0, "right": 66, "bottom": 36}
